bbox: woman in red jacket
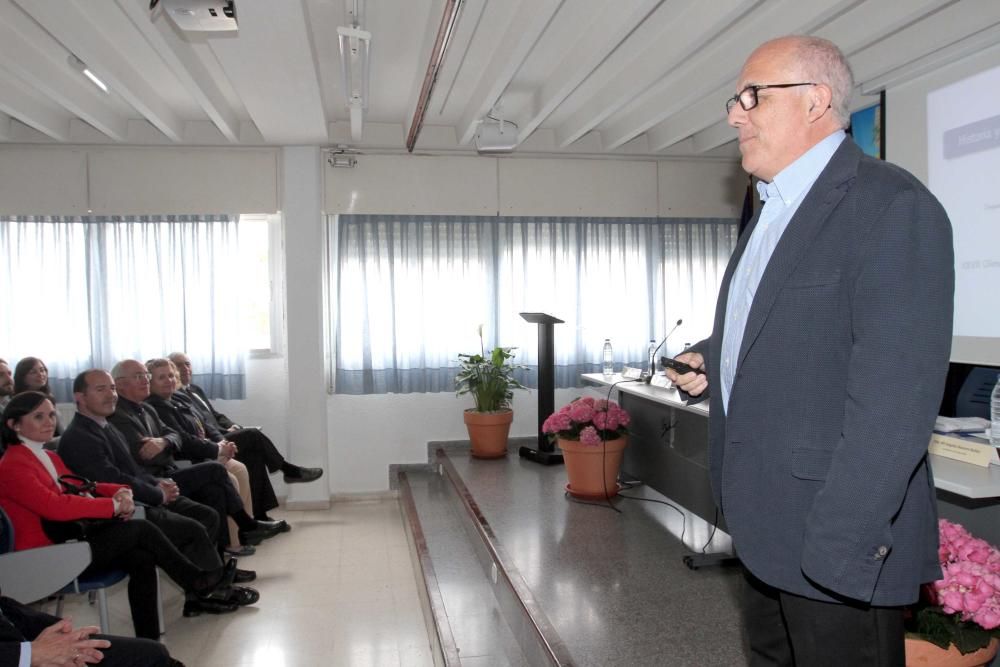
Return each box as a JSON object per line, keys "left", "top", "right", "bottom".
{"left": 0, "top": 391, "right": 235, "bottom": 640}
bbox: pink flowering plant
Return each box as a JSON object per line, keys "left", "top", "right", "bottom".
{"left": 541, "top": 396, "right": 630, "bottom": 446}
{"left": 906, "top": 519, "right": 1000, "bottom": 653}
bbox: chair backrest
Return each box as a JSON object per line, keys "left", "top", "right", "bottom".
{"left": 0, "top": 506, "right": 15, "bottom": 554}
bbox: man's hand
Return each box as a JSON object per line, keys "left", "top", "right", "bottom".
{"left": 158, "top": 478, "right": 180, "bottom": 504}
{"left": 137, "top": 437, "right": 167, "bottom": 461}
{"left": 30, "top": 618, "right": 109, "bottom": 666}
{"left": 217, "top": 440, "right": 238, "bottom": 460}
{"left": 665, "top": 351, "right": 708, "bottom": 396}
{"left": 112, "top": 487, "right": 134, "bottom": 518}
{"left": 227, "top": 424, "right": 241, "bottom": 433}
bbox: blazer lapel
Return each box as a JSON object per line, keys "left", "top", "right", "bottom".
{"left": 736, "top": 140, "right": 861, "bottom": 369}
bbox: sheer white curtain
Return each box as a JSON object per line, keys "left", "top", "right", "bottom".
{"left": 328, "top": 215, "right": 737, "bottom": 394}
{"left": 0, "top": 215, "right": 245, "bottom": 401}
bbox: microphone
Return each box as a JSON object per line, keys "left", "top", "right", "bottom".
{"left": 645, "top": 318, "right": 683, "bottom": 384}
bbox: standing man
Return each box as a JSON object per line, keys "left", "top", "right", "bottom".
{"left": 667, "top": 36, "right": 953, "bottom": 665}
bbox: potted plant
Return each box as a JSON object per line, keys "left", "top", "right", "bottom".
{"left": 542, "top": 396, "right": 630, "bottom": 499}
{"left": 904, "top": 519, "right": 1000, "bottom": 666}
{"left": 455, "top": 330, "right": 527, "bottom": 459}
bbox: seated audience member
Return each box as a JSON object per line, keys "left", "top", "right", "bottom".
{"left": 12, "top": 356, "right": 63, "bottom": 438}
{"left": 145, "top": 359, "right": 267, "bottom": 556}
{"left": 59, "top": 369, "right": 257, "bottom": 614}
{"left": 0, "top": 392, "right": 239, "bottom": 640}
{"left": 1, "top": 592, "right": 182, "bottom": 667}
{"left": 108, "top": 360, "right": 283, "bottom": 550}
{"left": 169, "top": 352, "right": 323, "bottom": 520}
{"left": 0, "top": 359, "right": 12, "bottom": 414}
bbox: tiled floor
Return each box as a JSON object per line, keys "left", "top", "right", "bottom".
{"left": 54, "top": 500, "right": 437, "bottom": 667}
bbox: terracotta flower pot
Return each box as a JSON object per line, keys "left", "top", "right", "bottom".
{"left": 905, "top": 637, "right": 1000, "bottom": 667}
{"left": 558, "top": 436, "right": 628, "bottom": 499}
{"left": 463, "top": 409, "right": 513, "bottom": 459}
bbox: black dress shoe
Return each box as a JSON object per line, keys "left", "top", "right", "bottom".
{"left": 283, "top": 466, "right": 323, "bottom": 484}
{"left": 234, "top": 568, "right": 256, "bottom": 584}
{"left": 239, "top": 520, "right": 284, "bottom": 544}
{"left": 226, "top": 586, "right": 260, "bottom": 606}
{"left": 183, "top": 598, "right": 238, "bottom": 617}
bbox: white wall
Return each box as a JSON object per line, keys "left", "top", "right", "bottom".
{"left": 0, "top": 145, "right": 278, "bottom": 214}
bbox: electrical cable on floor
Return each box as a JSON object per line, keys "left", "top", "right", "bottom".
{"left": 700, "top": 506, "right": 720, "bottom": 554}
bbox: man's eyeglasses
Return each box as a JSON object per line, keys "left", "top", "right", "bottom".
{"left": 725, "top": 82, "right": 817, "bottom": 114}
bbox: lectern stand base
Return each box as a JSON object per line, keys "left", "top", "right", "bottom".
{"left": 518, "top": 446, "right": 564, "bottom": 465}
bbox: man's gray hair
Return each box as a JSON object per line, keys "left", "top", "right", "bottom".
{"left": 110, "top": 360, "right": 133, "bottom": 379}
{"left": 792, "top": 36, "right": 854, "bottom": 129}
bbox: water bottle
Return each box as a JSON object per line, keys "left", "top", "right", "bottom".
{"left": 647, "top": 339, "right": 657, "bottom": 377}
{"left": 602, "top": 339, "right": 614, "bottom": 376}
{"left": 991, "top": 373, "right": 1000, "bottom": 447}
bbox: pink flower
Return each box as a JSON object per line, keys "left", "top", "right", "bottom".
{"left": 569, "top": 402, "right": 595, "bottom": 424}
{"left": 579, "top": 426, "right": 601, "bottom": 446}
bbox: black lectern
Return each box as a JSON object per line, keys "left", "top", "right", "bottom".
{"left": 519, "top": 312, "right": 564, "bottom": 465}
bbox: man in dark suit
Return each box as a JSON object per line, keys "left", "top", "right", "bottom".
{"left": 1, "top": 593, "right": 178, "bottom": 666}
{"left": 667, "top": 36, "right": 953, "bottom": 665}
{"left": 168, "top": 352, "right": 323, "bottom": 520}
{"left": 58, "top": 369, "right": 244, "bottom": 616}
{"left": 108, "top": 360, "right": 284, "bottom": 550}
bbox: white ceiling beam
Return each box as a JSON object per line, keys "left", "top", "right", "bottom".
{"left": 0, "top": 110, "right": 11, "bottom": 141}
{"left": 115, "top": 0, "right": 239, "bottom": 143}
{"left": 0, "top": 69, "right": 70, "bottom": 141}
{"left": 207, "top": 1, "right": 327, "bottom": 144}
{"left": 0, "top": 2, "right": 127, "bottom": 141}
{"left": 646, "top": 0, "right": 956, "bottom": 151}
{"left": 456, "top": 0, "right": 564, "bottom": 146}
{"left": 13, "top": 0, "right": 185, "bottom": 142}
{"left": 850, "top": 0, "right": 1000, "bottom": 85}
{"left": 691, "top": 118, "right": 737, "bottom": 154}
{"left": 861, "top": 22, "right": 1000, "bottom": 95}
{"left": 601, "top": 0, "right": 858, "bottom": 151}
{"left": 553, "top": 0, "right": 757, "bottom": 148}
{"left": 514, "top": 0, "right": 663, "bottom": 147}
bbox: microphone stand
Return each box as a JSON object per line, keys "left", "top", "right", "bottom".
{"left": 644, "top": 318, "right": 683, "bottom": 384}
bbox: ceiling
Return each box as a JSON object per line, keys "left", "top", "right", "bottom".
{"left": 0, "top": 0, "right": 997, "bottom": 159}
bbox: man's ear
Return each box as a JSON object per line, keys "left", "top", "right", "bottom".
{"left": 807, "top": 84, "right": 833, "bottom": 122}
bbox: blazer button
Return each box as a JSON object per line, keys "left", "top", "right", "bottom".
{"left": 874, "top": 545, "right": 889, "bottom": 560}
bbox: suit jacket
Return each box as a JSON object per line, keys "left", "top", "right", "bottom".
{"left": 700, "top": 139, "right": 953, "bottom": 606}
{"left": 185, "top": 384, "right": 236, "bottom": 431}
{"left": 145, "top": 393, "right": 222, "bottom": 457}
{"left": 0, "top": 444, "right": 124, "bottom": 550}
{"left": 108, "top": 396, "right": 215, "bottom": 477}
{"left": 58, "top": 414, "right": 166, "bottom": 507}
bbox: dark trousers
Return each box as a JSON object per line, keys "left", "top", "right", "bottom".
{"left": 229, "top": 428, "right": 282, "bottom": 517}
{"left": 742, "top": 569, "right": 905, "bottom": 667}
{"left": 146, "top": 498, "right": 222, "bottom": 570}
{"left": 1, "top": 596, "right": 170, "bottom": 666}
{"left": 172, "top": 460, "right": 245, "bottom": 545}
{"left": 84, "top": 519, "right": 204, "bottom": 639}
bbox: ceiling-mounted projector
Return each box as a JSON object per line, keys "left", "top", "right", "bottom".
{"left": 475, "top": 119, "right": 517, "bottom": 153}
{"left": 157, "top": 0, "right": 237, "bottom": 32}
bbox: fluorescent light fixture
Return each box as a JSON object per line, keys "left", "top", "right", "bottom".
{"left": 67, "top": 54, "right": 108, "bottom": 93}
{"left": 337, "top": 25, "right": 371, "bottom": 142}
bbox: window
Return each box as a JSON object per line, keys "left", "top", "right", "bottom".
{"left": 0, "top": 215, "right": 246, "bottom": 401}
{"left": 326, "top": 215, "right": 737, "bottom": 394}
{"left": 238, "top": 214, "right": 284, "bottom": 355}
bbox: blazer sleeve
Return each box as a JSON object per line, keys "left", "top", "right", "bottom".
{"left": 147, "top": 400, "right": 219, "bottom": 462}
{"left": 58, "top": 423, "right": 165, "bottom": 507}
{"left": 108, "top": 409, "right": 177, "bottom": 471}
{"left": 0, "top": 453, "right": 116, "bottom": 521}
{"left": 799, "top": 186, "right": 954, "bottom": 601}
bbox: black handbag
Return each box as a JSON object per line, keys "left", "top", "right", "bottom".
{"left": 40, "top": 474, "right": 113, "bottom": 543}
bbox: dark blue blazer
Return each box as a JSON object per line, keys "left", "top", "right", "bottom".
{"left": 701, "top": 139, "right": 953, "bottom": 606}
